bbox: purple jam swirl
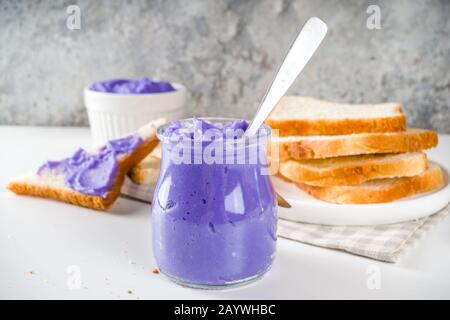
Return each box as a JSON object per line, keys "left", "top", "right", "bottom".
{"left": 90, "top": 77, "right": 175, "bottom": 94}
{"left": 152, "top": 118, "right": 277, "bottom": 286}
{"left": 38, "top": 135, "right": 142, "bottom": 198}
{"left": 164, "top": 117, "right": 249, "bottom": 141}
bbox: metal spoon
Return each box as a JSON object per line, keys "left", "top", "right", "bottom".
{"left": 244, "top": 17, "right": 328, "bottom": 137}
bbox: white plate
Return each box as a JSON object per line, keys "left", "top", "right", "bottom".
{"left": 273, "top": 161, "right": 450, "bottom": 226}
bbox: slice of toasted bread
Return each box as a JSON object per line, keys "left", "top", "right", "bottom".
{"left": 294, "top": 163, "right": 444, "bottom": 204}
{"left": 280, "top": 152, "right": 428, "bottom": 186}
{"left": 271, "top": 128, "right": 438, "bottom": 161}
{"left": 128, "top": 144, "right": 161, "bottom": 185}
{"left": 7, "top": 119, "right": 165, "bottom": 211}
{"left": 266, "top": 96, "right": 406, "bottom": 136}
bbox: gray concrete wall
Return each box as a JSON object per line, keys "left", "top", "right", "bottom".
{"left": 1, "top": 0, "right": 449, "bottom": 132}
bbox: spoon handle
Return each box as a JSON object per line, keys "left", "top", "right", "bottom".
{"left": 245, "top": 17, "right": 328, "bottom": 137}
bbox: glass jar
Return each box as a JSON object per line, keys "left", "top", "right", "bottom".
{"left": 152, "top": 118, "right": 277, "bottom": 288}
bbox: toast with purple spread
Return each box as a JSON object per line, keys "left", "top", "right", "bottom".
{"left": 7, "top": 119, "right": 165, "bottom": 211}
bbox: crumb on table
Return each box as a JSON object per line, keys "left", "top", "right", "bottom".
{"left": 151, "top": 267, "right": 160, "bottom": 274}
{"left": 128, "top": 289, "right": 133, "bottom": 295}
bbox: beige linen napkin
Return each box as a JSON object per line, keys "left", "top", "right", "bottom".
{"left": 277, "top": 204, "right": 449, "bottom": 262}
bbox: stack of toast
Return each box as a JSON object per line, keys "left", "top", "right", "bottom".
{"left": 267, "top": 96, "right": 444, "bottom": 204}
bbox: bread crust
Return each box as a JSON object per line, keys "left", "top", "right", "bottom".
{"left": 266, "top": 99, "right": 406, "bottom": 136}
{"left": 280, "top": 153, "right": 428, "bottom": 186}
{"left": 7, "top": 125, "right": 160, "bottom": 211}
{"left": 266, "top": 114, "right": 406, "bottom": 136}
{"left": 295, "top": 164, "right": 444, "bottom": 204}
{"left": 272, "top": 129, "right": 438, "bottom": 160}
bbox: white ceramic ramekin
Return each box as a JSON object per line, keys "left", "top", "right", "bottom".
{"left": 84, "top": 83, "right": 186, "bottom": 147}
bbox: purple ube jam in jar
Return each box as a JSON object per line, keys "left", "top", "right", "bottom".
{"left": 152, "top": 118, "right": 277, "bottom": 288}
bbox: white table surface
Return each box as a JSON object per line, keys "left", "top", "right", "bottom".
{"left": 1, "top": 125, "right": 450, "bottom": 300}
